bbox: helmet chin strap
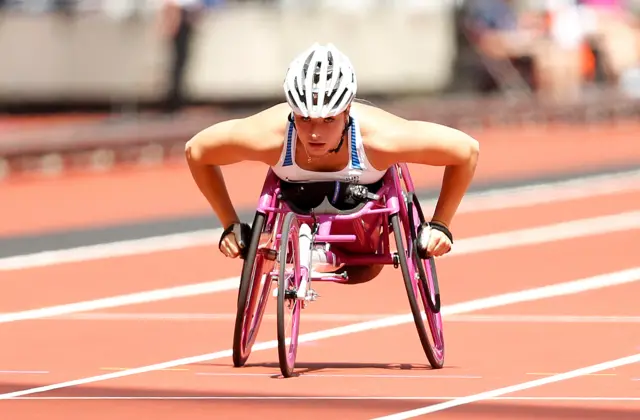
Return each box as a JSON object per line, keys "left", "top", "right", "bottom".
{"left": 327, "top": 115, "right": 352, "bottom": 154}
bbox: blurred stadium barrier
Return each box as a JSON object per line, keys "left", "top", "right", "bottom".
{"left": 0, "top": 1, "right": 456, "bottom": 104}
{"left": 0, "top": 0, "right": 638, "bottom": 181}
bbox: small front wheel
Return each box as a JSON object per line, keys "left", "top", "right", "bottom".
{"left": 276, "top": 212, "right": 303, "bottom": 377}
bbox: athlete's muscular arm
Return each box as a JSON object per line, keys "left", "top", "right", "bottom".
{"left": 375, "top": 118, "right": 480, "bottom": 228}
{"left": 184, "top": 117, "right": 267, "bottom": 229}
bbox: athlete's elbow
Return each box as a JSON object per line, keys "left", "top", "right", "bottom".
{"left": 184, "top": 137, "right": 204, "bottom": 165}
{"left": 465, "top": 136, "right": 480, "bottom": 166}
{"left": 186, "top": 119, "right": 244, "bottom": 166}
{"left": 185, "top": 131, "right": 219, "bottom": 167}
{"left": 446, "top": 135, "right": 479, "bottom": 168}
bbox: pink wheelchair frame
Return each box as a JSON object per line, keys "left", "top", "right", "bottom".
{"left": 231, "top": 163, "right": 444, "bottom": 377}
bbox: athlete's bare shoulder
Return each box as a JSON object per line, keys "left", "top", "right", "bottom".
{"left": 186, "top": 103, "right": 290, "bottom": 166}
{"left": 241, "top": 102, "right": 291, "bottom": 135}
{"left": 349, "top": 101, "right": 408, "bottom": 169}
{"left": 351, "top": 101, "right": 407, "bottom": 136}
{"left": 350, "top": 100, "right": 479, "bottom": 168}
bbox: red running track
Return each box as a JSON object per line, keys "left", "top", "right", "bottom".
{"left": 1, "top": 187, "right": 640, "bottom": 419}
{"left": 2, "top": 122, "right": 640, "bottom": 237}
{"left": 1, "top": 122, "right": 640, "bottom": 419}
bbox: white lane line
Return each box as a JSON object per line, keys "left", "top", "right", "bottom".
{"left": 371, "top": 353, "right": 640, "bottom": 419}
{"left": 443, "top": 314, "right": 640, "bottom": 324}
{"left": 457, "top": 168, "right": 640, "bottom": 213}
{"left": 18, "top": 312, "right": 394, "bottom": 322}
{"left": 192, "top": 373, "right": 483, "bottom": 379}
{"left": 27, "top": 313, "right": 640, "bottom": 324}
{"left": 0, "top": 277, "right": 239, "bottom": 325}
{"left": 1, "top": 266, "right": 639, "bottom": 399}
{"left": 0, "top": 370, "right": 49, "bottom": 375}
{"left": 0, "top": 229, "right": 220, "bottom": 272}
{"left": 4, "top": 396, "right": 640, "bottom": 401}
{"left": 449, "top": 210, "right": 640, "bottom": 256}
{"left": 2, "top": 168, "right": 640, "bottom": 272}
{"left": 1, "top": 210, "right": 640, "bottom": 325}
{"left": 1, "top": 210, "right": 639, "bottom": 325}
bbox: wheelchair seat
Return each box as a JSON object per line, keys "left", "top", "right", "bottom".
{"left": 278, "top": 178, "right": 385, "bottom": 216}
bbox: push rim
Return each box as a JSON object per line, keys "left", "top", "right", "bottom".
{"left": 393, "top": 165, "right": 445, "bottom": 368}
{"left": 407, "top": 195, "right": 445, "bottom": 365}
{"left": 232, "top": 212, "right": 277, "bottom": 367}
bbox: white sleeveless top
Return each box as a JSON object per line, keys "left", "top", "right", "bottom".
{"left": 270, "top": 112, "right": 388, "bottom": 185}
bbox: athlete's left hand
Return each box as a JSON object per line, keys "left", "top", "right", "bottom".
{"left": 416, "top": 222, "right": 453, "bottom": 258}
{"left": 424, "top": 228, "right": 452, "bottom": 257}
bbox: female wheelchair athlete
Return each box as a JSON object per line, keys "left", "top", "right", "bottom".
{"left": 231, "top": 162, "right": 444, "bottom": 378}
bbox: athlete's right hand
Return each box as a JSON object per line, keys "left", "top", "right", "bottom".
{"left": 218, "top": 222, "right": 252, "bottom": 259}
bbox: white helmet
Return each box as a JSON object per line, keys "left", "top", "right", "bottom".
{"left": 283, "top": 43, "right": 357, "bottom": 118}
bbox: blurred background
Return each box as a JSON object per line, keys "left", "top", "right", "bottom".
{"left": 0, "top": 0, "right": 639, "bottom": 186}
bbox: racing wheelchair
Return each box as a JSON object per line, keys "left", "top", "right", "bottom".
{"left": 231, "top": 163, "right": 444, "bottom": 378}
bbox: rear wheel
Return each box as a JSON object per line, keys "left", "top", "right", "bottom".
{"left": 232, "top": 211, "right": 277, "bottom": 368}
{"left": 406, "top": 193, "right": 445, "bottom": 366}
{"left": 392, "top": 209, "right": 445, "bottom": 369}
{"left": 394, "top": 164, "right": 445, "bottom": 368}
{"left": 407, "top": 192, "right": 442, "bottom": 314}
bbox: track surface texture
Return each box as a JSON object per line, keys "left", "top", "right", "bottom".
{"left": 1, "top": 123, "right": 639, "bottom": 419}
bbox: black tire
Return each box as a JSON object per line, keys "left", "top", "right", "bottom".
{"left": 232, "top": 211, "right": 272, "bottom": 368}
{"left": 407, "top": 192, "right": 441, "bottom": 314}
{"left": 391, "top": 213, "right": 445, "bottom": 369}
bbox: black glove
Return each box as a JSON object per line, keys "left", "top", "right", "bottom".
{"left": 218, "top": 222, "right": 252, "bottom": 259}
{"left": 416, "top": 221, "right": 453, "bottom": 259}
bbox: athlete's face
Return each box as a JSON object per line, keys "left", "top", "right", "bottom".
{"left": 294, "top": 108, "right": 349, "bottom": 158}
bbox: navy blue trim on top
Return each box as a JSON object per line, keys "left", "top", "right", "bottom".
{"left": 349, "top": 120, "right": 361, "bottom": 170}
{"left": 283, "top": 122, "right": 295, "bottom": 167}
